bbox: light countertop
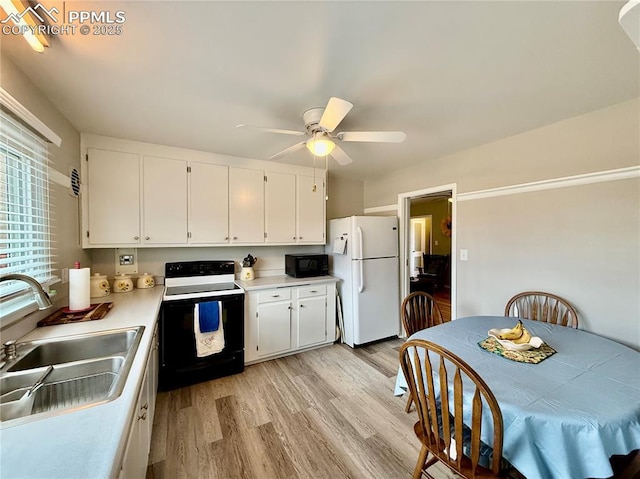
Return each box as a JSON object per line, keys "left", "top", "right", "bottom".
{"left": 237, "top": 274, "right": 338, "bottom": 291}
{"left": 0, "top": 286, "right": 164, "bottom": 479}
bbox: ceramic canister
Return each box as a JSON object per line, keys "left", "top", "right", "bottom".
{"left": 90, "top": 273, "right": 111, "bottom": 298}
{"left": 136, "top": 273, "right": 155, "bottom": 289}
{"left": 112, "top": 274, "right": 134, "bottom": 293}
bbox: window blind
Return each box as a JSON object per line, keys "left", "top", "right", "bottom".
{"left": 0, "top": 109, "right": 54, "bottom": 300}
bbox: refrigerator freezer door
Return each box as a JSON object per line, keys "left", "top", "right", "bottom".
{"left": 352, "top": 216, "right": 398, "bottom": 259}
{"left": 351, "top": 256, "right": 400, "bottom": 345}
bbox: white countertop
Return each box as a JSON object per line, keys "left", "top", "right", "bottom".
{"left": 0, "top": 286, "right": 164, "bottom": 479}
{"left": 237, "top": 274, "right": 338, "bottom": 291}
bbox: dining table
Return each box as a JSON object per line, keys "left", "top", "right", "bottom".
{"left": 394, "top": 316, "right": 640, "bottom": 479}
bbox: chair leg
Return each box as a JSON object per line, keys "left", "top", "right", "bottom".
{"left": 413, "top": 445, "right": 429, "bottom": 479}
{"left": 405, "top": 394, "right": 414, "bottom": 413}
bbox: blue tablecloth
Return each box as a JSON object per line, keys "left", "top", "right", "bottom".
{"left": 394, "top": 316, "right": 640, "bottom": 479}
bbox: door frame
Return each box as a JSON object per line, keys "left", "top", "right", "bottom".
{"left": 398, "top": 183, "right": 457, "bottom": 322}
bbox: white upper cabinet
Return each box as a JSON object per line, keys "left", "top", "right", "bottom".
{"left": 81, "top": 135, "right": 326, "bottom": 248}
{"left": 265, "top": 171, "right": 296, "bottom": 243}
{"left": 297, "top": 175, "right": 325, "bottom": 243}
{"left": 86, "top": 148, "right": 141, "bottom": 246}
{"left": 228, "top": 167, "right": 265, "bottom": 244}
{"left": 142, "top": 156, "right": 188, "bottom": 245}
{"left": 189, "top": 162, "right": 229, "bottom": 244}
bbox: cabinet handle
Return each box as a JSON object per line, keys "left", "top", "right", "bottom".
{"left": 288, "top": 306, "right": 292, "bottom": 310}
{"left": 145, "top": 236, "right": 150, "bottom": 240}
{"left": 272, "top": 294, "right": 280, "bottom": 298}
{"left": 225, "top": 237, "right": 229, "bottom": 240}
{"left": 134, "top": 236, "right": 139, "bottom": 240}
{"left": 293, "top": 237, "right": 296, "bottom": 240}
{"left": 233, "top": 236, "right": 238, "bottom": 240}
{"left": 141, "top": 403, "right": 149, "bottom": 410}
{"left": 310, "top": 290, "right": 317, "bottom": 293}
{"left": 300, "top": 304, "right": 305, "bottom": 308}
{"left": 138, "top": 412, "right": 147, "bottom": 421}
{"left": 299, "top": 236, "right": 303, "bottom": 240}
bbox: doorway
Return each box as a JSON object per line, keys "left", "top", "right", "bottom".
{"left": 409, "top": 216, "right": 432, "bottom": 276}
{"left": 398, "top": 184, "right": 456, "bottom": 322}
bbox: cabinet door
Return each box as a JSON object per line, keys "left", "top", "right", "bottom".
{"left": 189, "top": 162, "right": 228, "bottom": 244}
{"left": 257, "top": 301, "right": 291, "bottom": 357}
{"left": 297, "top": 175, "right": 325, "bottom": 243}
{"left": 86, "top": 148, "right": 140, "bottom": 245}
{"left": 229, "top": 167, "right": 264, "bottom": 244}
{"left": 121, "top": 367, "right": 150, "bottom": 479}
{"left": 265, "top": 171, "right": 295, "bottom": 243}
{"left": 297, "top": 296, "right": 327, "bottom": 348}
{"left": 143, "top": 156, "right": 188, "bottom": 244}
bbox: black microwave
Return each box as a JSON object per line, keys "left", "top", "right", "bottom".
{"left": 285, "top": 254, "right": 329, "bottom": 278}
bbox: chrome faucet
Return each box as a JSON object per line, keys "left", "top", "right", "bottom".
{"left": 0, "top": 273, "right": 53, "bottom": 310}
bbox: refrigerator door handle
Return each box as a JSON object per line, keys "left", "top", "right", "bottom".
{"left": 358, "top": 260, "right": 364, "bottom": 293}
{"left": 357, "top": 225, "right": 364, "bottom": 259}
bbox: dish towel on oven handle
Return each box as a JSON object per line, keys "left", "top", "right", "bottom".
{"left": 194, "top": 301, "right": 225, "bottom": 357}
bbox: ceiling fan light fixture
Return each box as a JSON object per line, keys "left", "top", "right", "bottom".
{"left": 306, "top": 135, "right": 335, "bottom": 156}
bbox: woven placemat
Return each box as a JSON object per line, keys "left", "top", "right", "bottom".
{"left": 478, "top": 337, "right": 556, "bottom": 364}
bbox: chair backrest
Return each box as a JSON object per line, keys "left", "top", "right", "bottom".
{"left": 422, "top": 254, "right": 449, "bottom": 277}
{"left": 399, "top": 339, "right": 504, "bottom": 477}
{"left": 401, "top": 292, "right": 446, "bottom": 336}
{"left": 504, "top": 291, "right": 578, "bottom": 328}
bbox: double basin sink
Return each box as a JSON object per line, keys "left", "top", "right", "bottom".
{"left": 0, "top": 326, "right": 144, "bottom": 427}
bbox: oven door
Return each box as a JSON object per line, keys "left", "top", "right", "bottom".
{"left": 159, "top": 293, "right": 244, "bottom": 390}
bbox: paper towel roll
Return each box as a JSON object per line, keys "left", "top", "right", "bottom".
{"left": 69, "top": 267, "right": 90, "bottom": 311}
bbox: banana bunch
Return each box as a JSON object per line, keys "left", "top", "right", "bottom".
{"left": 498, "top": 320, "right": 532, "bottom": 344}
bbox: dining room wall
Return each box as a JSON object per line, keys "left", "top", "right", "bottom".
{"left": 363, "top": 98, "right": 640, "bottom": 349}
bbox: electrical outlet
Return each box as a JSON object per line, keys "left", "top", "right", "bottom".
{"left": 115, "top": 248, "right": 138, "bottom": 275}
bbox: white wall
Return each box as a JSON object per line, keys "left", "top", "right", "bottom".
{"left": 365, "top": 99, "right": 640, "bottom": 349}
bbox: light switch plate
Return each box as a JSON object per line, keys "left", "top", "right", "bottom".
{"left": 460, "top": 249, "right": 468, "bottom": 261}
{"left": 115, "top": 248, "right": 138, "bottom": 275}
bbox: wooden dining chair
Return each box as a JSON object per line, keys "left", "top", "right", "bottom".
{"left": 401, "top": 292, "right": 446, "bottom": 412}
{"left": 504, "top": 291, "right": 579, "bottom": 328}
{"left": 399, "top": 339, "right": 507, "bottom": 479}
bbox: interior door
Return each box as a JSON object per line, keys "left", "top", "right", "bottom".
{"left": 410, "top": 216, "right": 432, "bottom": 274}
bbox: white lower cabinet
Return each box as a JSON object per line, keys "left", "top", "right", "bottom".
{"left": 296, "top": 286, "right": 328, "bottom": 348}
{"left": 120, "top": 325, "right": 158, "bottom": 479}
{"left": 246, "top": 280, "right": 336, "bottom": 363}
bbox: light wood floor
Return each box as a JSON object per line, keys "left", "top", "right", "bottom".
{"left": 433, "top": 289, "right": 451, "bottom": 322}
{"left": 146, "top": 338, "right": 457, "bottom": 479}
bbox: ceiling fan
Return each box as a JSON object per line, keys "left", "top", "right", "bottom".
{"left": 236, "top": 97, "right": 406, "bottom": 166}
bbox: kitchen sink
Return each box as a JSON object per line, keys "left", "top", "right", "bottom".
{"left": 0, "top": 327, "right": 144, "bottom": 427}
{"left": 8, "top": 328, "right": 140, "bottom": 372}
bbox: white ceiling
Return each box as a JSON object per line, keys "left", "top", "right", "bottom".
{"left": 2, "top": 1, "right": 638, "bottom": 180}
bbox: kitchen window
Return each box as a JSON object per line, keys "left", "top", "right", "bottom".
{"left": 0, "top": 108, "right": 54, "bottom": 322}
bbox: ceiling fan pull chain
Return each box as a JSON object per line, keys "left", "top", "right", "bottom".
{"left": 312, "top": 147, "right": 317, "bottom": 192}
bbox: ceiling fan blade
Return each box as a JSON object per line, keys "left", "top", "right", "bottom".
{"left": 337, "top": 131, "right": 406, "bottom": 143}
{"left": 236, "top": 124, "right": 306, "bottom": 136}
{"left": 330, "top": 144, "right": 353, "bottom": 166}
{"left": 319, "top": 97, "right": 353, "bottom": 132}
{"left": 267, "top": 141, "right": 306, "bottom": 161}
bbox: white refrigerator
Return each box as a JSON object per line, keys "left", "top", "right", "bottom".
{"left": 326, "top": 216, "right": 400, "bottom": 347}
